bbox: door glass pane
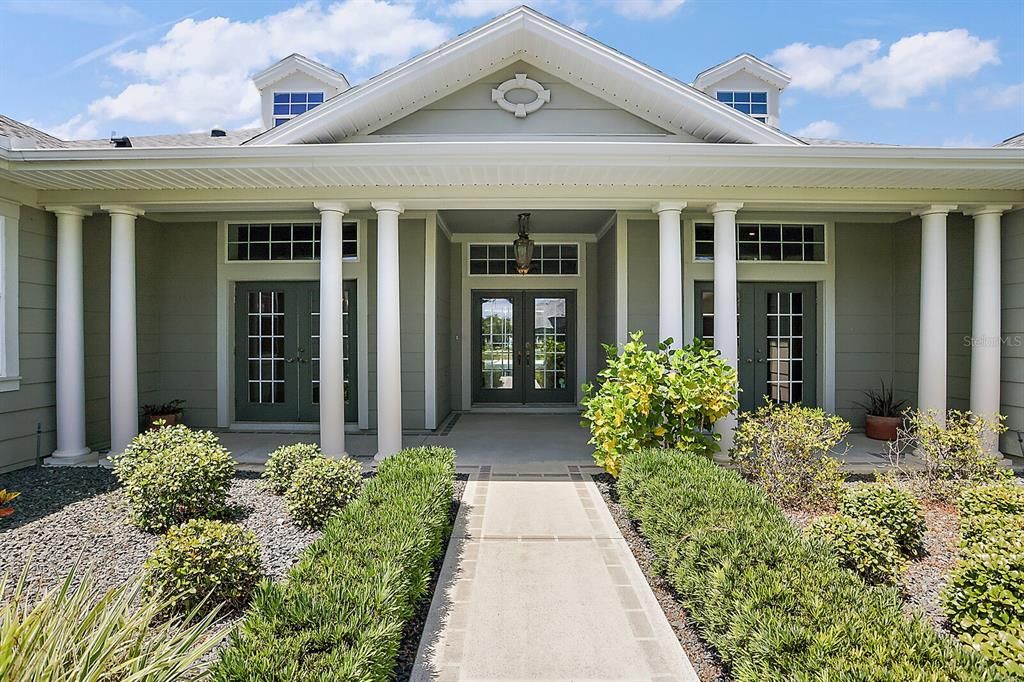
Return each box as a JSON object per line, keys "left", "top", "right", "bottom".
{"left": 247, "top": 290, "right": 285, "bottom": 404}
{"left": 533, "top": 297, "right": 568, "bottom": 390}
{"left": 767, "top": 291, "right": 803, "bottom": 404}
{"left": 309, "top": 286, "right": 352, "bottom": 408}
{"left": 481, "top": 297, "right": 514, "bottom": 389}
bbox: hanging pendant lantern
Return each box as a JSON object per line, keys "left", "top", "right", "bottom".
{"left": 513, "top": 212, "right": 534, "bottom": 274}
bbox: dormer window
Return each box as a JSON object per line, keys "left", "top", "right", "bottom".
{"left": 272, "top": 91, "right": 325, "bottom": 127}
{"left": 716, "top": 91, "right": 768, "bottom": 123}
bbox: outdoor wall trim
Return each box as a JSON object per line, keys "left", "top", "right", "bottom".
{"left": 424, "top": 211, "right": 438, "bottom": 430}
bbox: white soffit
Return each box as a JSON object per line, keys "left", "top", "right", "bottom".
{"left": 246, "top": 6, "right": 800, "bottom": 146}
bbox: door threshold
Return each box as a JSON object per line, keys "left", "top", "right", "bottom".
{"left": 470, "top": 404, "right": 581, "bottom": 414}
{"left": 227, "top": 422, "right": 363, "bottom": 433}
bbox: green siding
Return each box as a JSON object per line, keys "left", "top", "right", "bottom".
{"left": 586, "top": 241, "right": 600, "bottom": 384}
{"left": 449, "top": 242, "right": 463, "bottom": 411}
{"left": 435, "top": 225, "right": 452, "bottom": 426}
{"left": 626, "top": 219, "right": 659, "bottom": 344}
{"left": 596, "top": 223, "right": 617, "bottom": 356}
{"left": 1002, "top": 209, "right": 1024, "bottom": 455}
{"left": 398, "top": 218, "right": 426, "bottom": 430}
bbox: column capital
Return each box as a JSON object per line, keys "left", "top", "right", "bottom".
{"left": 100, "top": 205, "right": 145, "bottom": 218}
{"left": 652, "top": 201, "right": 686, "bottom": 215}
{"left": 964, "top": 204, "right": 1013, "bottom": 217}
{"left": 45, "top": 205, "right": 92, "bottom": 218}
{"left": 371, "top": 201, "right": 404, "bottom": 215}
{"left": 313, "top": 201, "right": 350, "bottom": 215}
{"left": 709, "top": 201, "right": 744, "bottom": 214}
{"left": 911, "top": 204, "right": 957, "bottom": 217}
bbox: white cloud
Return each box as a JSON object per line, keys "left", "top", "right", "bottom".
{"left": 769, "top": 29, "right": 999, "bottom": 108}
{"left": 73, "top": 0, "right": 449, "bottom": 134}
{"left": 942, "top": 133, "right": 985, "bottom": 147}
{"left": 795, "top": 120, "right": 841, "bottom": 139}
{"left": 29, "top": 115, "right": 101, "bottom": 141}
{"left": 607, "top": 0, "right": 686, "bottom": 19}
{"left": 441, "top": 0, "right": 522, "bottom": 18}
{"left": 969, "top": 82, "right": 1024, "bottom": 110}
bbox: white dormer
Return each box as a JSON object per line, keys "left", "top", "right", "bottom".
{"left": 252, "top": 54, "right": 350, "bottom": 130}
{"left": 693, "top": 54, "right": 791, "bottom": 129}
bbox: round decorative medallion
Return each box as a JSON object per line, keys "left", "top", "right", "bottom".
{"left": 491, "top": 73, "right": 551, "bottom": 118}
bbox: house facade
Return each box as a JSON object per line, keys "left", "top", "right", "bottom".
{"left": 0, "top": 6, "right": 1022, "bottom": 471}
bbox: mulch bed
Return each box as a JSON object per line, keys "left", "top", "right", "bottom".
{"left": 593, "top": 473, "right": 732, "bottom": 682}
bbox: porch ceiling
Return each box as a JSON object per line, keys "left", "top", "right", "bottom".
{"left": 438, "top": 209, "right": 613, "bottom": 234}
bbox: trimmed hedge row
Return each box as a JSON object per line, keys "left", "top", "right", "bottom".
{"left": 213, "top": 446, "right": 456, "bottom": 681}
{"left": 617, "top": 449, "right": 1004, "bottom": 681}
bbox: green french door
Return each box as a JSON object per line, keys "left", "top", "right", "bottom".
{"left": 234, "top": 280, "right": 356, "bottom": 422}
{"left": 472, "top": 290, "right": 576, "bottom": 404}
{"left": 695, "top": 281, "right": 817, "bottom": 413}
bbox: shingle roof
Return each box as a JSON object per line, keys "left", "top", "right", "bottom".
{"left": 61, "top": 128, "right": 259, "bottom": 149}
{"left": 0, "top": 114, "right": 66, "bottom": 149}
{"left": 797, "top": 137, "right": 899, "bottom": 147}
{"left": 995, "top": 133, "right": 1024, "bottom": 147}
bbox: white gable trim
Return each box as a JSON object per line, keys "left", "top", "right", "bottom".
{"left": 252, "top": 53, "right": 350, "bottom": 91}
{"left": 693, "top": 54, "right": 791, "bottom": 91}
{"left": 247, "top": 7, "right": 800, "bottom": 146}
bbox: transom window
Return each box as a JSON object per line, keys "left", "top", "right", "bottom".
{"left": 695, "top": 223, "right": 825, "bottom": 262}
{"left": 227, "top": 222, "right": 357, "bottom": 261}
{"left": 716, "top": 91, "right": 768, "bottom": 123}
{"left": 272, "top": 91, "right": 325, "bottom": 127}
{"left": 468, "top": 243, "right": 579, "bottom": 275}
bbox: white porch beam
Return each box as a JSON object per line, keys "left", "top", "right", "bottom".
{"left": 710, "top": 202, "right": 743, "bottom": 450}
{"left": 372, "top": 201, "right": 404, "bottom": 459}
{"left": 314, "top": 201, "right": 349, "bottom": 458}
{"left": 914, "top": 204, "right": 957, "bottom": 423}
{"left": 101, "top": 205, "right": 144, "bottom": 454}
{"left": 45, "top": 206, "right": 94, "bottom": 465}
{"left": 967, "top": 205, "right": 1012, "bottom": 452}
{"left": 653, "top": 202, "right": 685, "bottom": 348}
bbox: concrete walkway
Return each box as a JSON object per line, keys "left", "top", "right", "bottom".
{"left": 411, "top": 464, "right": 699, "bottom": 682}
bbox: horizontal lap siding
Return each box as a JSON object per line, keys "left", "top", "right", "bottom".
{"left": 399, "top": 218, "right": 426, "bottom": 429}
{"left": 626, "top": 219, "right": 659, "bottom": 345}
{"left": 596, "top": 225, "right": 617, "bottom": 368}
{"left": 1002, "top": 209, "right": 1024, "bottom": 455}
{"left": 435, "top": 227, "right": 452, "bottom": 426}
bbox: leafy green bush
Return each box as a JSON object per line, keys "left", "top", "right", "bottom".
{"left": 262, "top": 443, "right": 322, "bottom": 494}
{"left": 284, "top": 455, "right": 363, "bottom": 528}
{"left": 840, "top": 483, "right": 926, "bottom": 558}
{"left": 0, "top": 567, "right": 226, "bottom": 681}
{"left": 808, "top": 513, "right": 906, "bottom": 584}
{"left": 959, "top": 482, "right": 1024, "bottom": 519}
{"left": 961, "top": 513, "right": 1024, "bottom": 547}
{"left": 113, "top": 424, "right": 235, "bottom": 531}
{"left": 143, "top": 519, "right": 262, "bottom": 615}
{"left": 581, "top": 331, "right": 738, "bottom": 476}
{"left": 887, "top": 409, "right": 1011, "bottom": 501}
{"left": 213, "top": 446, "right": 456, "bottom": 681}
{"left": 618, "top": 448, "right": 997, "bottom": 680}
{"left": 730, "top": 401, "right": 849, "bottom": 509}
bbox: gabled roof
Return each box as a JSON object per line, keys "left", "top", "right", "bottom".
{"left": 247, "top": 6, "right": 801, "bottom": 146}
{"left": 996, "top": 133, "right": 1024, "bottom": 148}
{"left": 693, "top": 54, "right": 791, "bottom": 91}
{"left": 252, "top": 53, "right": 349, "bottom": 91}
{"left": 0, "top": 114, "right": 66, "bottom": 149}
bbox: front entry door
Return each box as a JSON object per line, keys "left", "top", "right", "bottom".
{"left": 695, "top": 281, "right": 817, "bottom": 412}
{"left": 234, "top": 280, "right": 357, "bottom": 422}
{"left": 472, "top": 290, "right": 576, "bottom": 404}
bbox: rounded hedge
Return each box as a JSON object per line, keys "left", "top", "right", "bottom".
{"left": 262, "top": 443, "right": 322, "bottom": 494}
{"left": 808, "top": 513, "right": 906, "bottom": 584}
{"left": 143, "top": 518, "right": 262, "bottom": 615}
{"left": 957, "top": 482, "right": 1024, "bottom": 519}
{"left": 284, "top": 456, "right": 363, "bottom": 528}
{"left": 113, "top": 425, "right": 234, "bottom": 532}
{"left": 840, "top": 484, "right": 926, "bottom": 558}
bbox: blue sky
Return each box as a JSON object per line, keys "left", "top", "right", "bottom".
{"left": 1, "top": 0, "right": 1021, "bottom": 146}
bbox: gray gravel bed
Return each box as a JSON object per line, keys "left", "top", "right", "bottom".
{"left": 0, "top": 467, "right": 320, "bottom": 606}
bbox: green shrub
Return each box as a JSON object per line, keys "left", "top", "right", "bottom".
{"left": 961, "top": 513, "right": 1024, "bottom": 547}
{"left": 618, "top": 448, "right": 997, "bottom": 680}
{"left": 959, "top": 482, "right": 1024, "bottom": 519}
{"left": 581, "top": 331, "right": 738, "bottom": 476}
{"left": 113, "top": 424, "right": 235, "bottom": 531}
{"left": 808, "top": 513, "right": 906, "bottom": 584}
{"left": 213, "top": 446, "right": 456, "bottom": 681}
{"left": 143, "top": 519, "right": 262, "bottom": 615}
{"left": 888, "top": 409, "right": 1011, "bottom": 501}
{"left": 841, "top": 483, "right": 926, "bottom": 557}
{"left": 284, "top": 455, "right": 363, "bottom": 528}
{"left": 0, "top": 567, "right": 226, "bottom": 681}
{"left": 730, "top": 401, "right": 849, "bottom": 509}
{"left": 262, "top": 443, "right": 323, "bottom": 494}
{"left": 942, "top": 532, "right": 1024, "bottom": 674}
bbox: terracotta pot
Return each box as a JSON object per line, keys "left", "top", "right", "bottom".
{"left": 146, "top": 413, "right": 180, "bottom": 430}
{"left": 864, "top": 414, "right": 900, "bottom": 441}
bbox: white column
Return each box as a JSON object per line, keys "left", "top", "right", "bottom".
{"left": 372, "top": 201, "right": 404, "bottom": 459}
{"left": 968, "top": 205, "right": 1011, "bottom": 452}
{"left": 653, "top": 202, "right": 686, "bottom": 348}
{"left": 915, "top": 205, "right": 956, "bottom": 423}
{"left": 711, "top": 202, "right": 743, "bottom": 450}
{"left": 102, "top": 205, "right": 143, "bottom": 454}
{"left": 45, "top": 207, "right": 94, "bottom": 465}
{"left": 314, "top": 202, "right": 349, "bottom": 458}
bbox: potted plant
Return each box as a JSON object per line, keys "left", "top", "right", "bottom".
{"left": 141, "top": 400, "right": 186, "bottom": 430}
{"left": 856, "top": 381, "right": 906, "bottom": 441}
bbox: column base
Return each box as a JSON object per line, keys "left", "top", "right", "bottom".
{"left": 44, "top": 448, "right": 98, "bottom": 467}
{"left": 715, "top": 414, "right": 738, "bottom": 454}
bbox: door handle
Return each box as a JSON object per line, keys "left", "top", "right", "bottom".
{"left": 285, "top": 357, "right": 296, "bottom": 363}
